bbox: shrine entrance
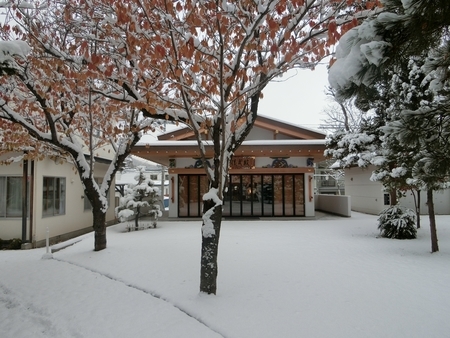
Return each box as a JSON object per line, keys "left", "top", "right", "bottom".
{"left": 178, "top": 174, "right": 305, "bottom": 217}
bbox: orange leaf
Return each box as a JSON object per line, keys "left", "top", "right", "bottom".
{"left": 328, "top": 20, "right": 337, "bottom": 34}
{"left": 155, "top": 44, "right": 166, "bottom": 58}
{"left": 366, "top": 1, "right": 374, "bottom": 9}
{"left": 191, "top": 63, "right": 200, "bottom": 72}
{"left": 270, "top": 44, "right": 278, "bottom": 54}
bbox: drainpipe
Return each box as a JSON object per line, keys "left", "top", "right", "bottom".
{"left": 22, "top": 158, "right": 28, "bottom": 243}
{"left": 160, "top": 165, "right": 165, "bottom": 206}
{"left": 29, "top": 160, "right": 34, "bottom": 246}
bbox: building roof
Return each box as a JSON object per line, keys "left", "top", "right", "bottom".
{"left": 132, "top": 115, "right": 327, "bottom": 166}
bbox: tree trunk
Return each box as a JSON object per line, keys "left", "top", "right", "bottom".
{"left": 416, "top": 190, "right": 421, "bottom": 229}
{"left": 93, "top": 209, "right": 107, "bottom": 251}
{"left": 200, "top": 199, "right": 222, "bottom": 295}
{"left": 135, "top": 206, "right": 141, "bottom": 231}
{"left": 426, "top": 189, "right": 439, "bottom": 253}
{"left": 390, "top": 190, "right": 397, "bottom": 206}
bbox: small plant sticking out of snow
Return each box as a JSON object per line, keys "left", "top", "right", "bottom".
{"left": 377, "top": 205, "right": 417, "bottom": 239}
{"left": 115, "top": 166, "right": 162, "bottom": 231}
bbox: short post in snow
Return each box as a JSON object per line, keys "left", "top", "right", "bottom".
{"left": 41, "top": 227, "right": 53, "bottom": 260}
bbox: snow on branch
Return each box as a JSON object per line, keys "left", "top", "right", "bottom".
{"left": 0, "top": 40, "right": 30, "bottom": 73}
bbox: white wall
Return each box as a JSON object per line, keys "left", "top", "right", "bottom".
{"left": 399, "top": 189, "right": 450, "bottom": 215}
{"left": 345, "top": 165, "right": 450, "bottom": 215}
{"left": 315, "top": 194, "right": 351, "bottom": 217}
{"left": 344, "top": 166, "right": 386, "bottom": 215}
{"left": 254, "top": 156, "right": 313, "bottom": 168}
{"left": 33, "top": 159, "right": 93, "bottom": 243}
{"left": 0, "top": 156, "right": 116, "bottom": 244}
{"left": 304, "top": 173, "right": 315, "bottom": 217}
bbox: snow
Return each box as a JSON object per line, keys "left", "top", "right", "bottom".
{"left": 0, "top": 40, "right": 31, "bottom": 63}
{"left": 201, "top": 188, "right": 223, "bottom": 238}
{"left": 137, "top": 139, "right": 327, "bottom": 147}
{"left": 1, "top": 212, "right": 450, "bottom": 337}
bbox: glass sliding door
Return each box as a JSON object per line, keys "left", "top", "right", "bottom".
{"left": 178, "top": 174, "right": 209, "bottom": 217}
{"left": 178, "top": 175, "right": 189, "bottom": 217}
{"left": 294, "top": 175, "right": 305, "bottom": 216}
{"left": 262, "top": 175, "right": 273, "bottom": 216}
{"left": 284, "top": 175, "right": 294, "bottom": 216}
{"left": 230, "top": 175, "right": 243, "bottom": 216}
{"left": 252, "top": 175, "right": 262, "bottom": 217}
{"left": 178, "top": 173, "right": 305, "bottom": 217}
{"left": 273, "top": 175, "right": 284, "bottom": 216}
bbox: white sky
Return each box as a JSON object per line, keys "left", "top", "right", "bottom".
{"left": 259, "top": 64, "right": 333, "bottom": 130}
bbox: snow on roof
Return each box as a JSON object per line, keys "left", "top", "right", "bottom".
{"left": 136, "top": 115, "right": 326, "bottom": 147}
{"left": 136, "top": 139, "right": 326, "bottom": 147}
{"left": 258, "top": 114, "right": 326, "bottom": 135}
{"left": 116, "top": 169, "right": 169, "bottom": 185}
{"left": 139, "top": 123, "right": 184, "bottom": 144}
{"left": 116, "top": 171, "right": 139, "bottom": 185}
{"left": 129, "top": 155, "right": 160, "bottom": 168}
{"left": 139, "top": 114, "right": 325, "bottom": 145}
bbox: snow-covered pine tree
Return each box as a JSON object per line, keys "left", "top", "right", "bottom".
{"left": 328, "top": 0, "right": 450, "bottom": 252}
{"left": 116, "top": 167, "right": 162, "bottom": 231}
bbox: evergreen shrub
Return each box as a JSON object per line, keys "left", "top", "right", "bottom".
{"left": 377, "top": 205, "right": 417, "bottom": 239}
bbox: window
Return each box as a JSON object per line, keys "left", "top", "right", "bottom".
{"left": 43, "top": 177, "right": 66, "bottom": 217}
{"left": 384, "top": 193, "right": 390, "bottom": 206}
{"left": 164, "top": 174, "right": 169, "bottom": 181}
{"left": 320, "top": 176, "right": 336, "bottom": 187}
{"left": 150, "top": 174, "right": 158, "bottom": 180}
{"left": 0, "top": 176, "right": 27, "bottom": 218}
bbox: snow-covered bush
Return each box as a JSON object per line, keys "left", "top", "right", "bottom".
{"left": 116, "top": 167, "right": 162, "bottom": 230}
{"left": 377, "top": 206, "right": 417, "bottom": 239}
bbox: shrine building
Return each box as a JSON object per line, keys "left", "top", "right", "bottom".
{"left": 131, "top": 115, "right": 327, "bottom": 218}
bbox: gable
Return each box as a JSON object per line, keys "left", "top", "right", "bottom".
{"left": 157, "top": 115, "right": 325, "bottom": 141}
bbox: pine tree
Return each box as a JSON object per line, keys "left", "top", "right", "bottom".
{"left": 116, "top": 167, "right": 162, "bottom": 231}
{"left": 328, "top": 0, "right": 450, "bottom": 251}
{"left": 329, "top": 0, "right": 450, "bottom": 100}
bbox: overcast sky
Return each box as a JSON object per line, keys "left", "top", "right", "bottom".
{"left": 259, "top": 64, "right": 332, "bottom": 131}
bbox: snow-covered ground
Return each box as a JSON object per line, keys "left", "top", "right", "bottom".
{"left": 1, "top": 212, "right": 450, "bottom": 338}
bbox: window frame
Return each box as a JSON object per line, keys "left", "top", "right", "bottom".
{"left": 42, "top": 176, "right": 66, "bottom": 217}
{"left": 0, "top": 176, "right": 29, "bottom": 218}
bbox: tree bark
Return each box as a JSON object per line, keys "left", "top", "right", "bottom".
{"left": 390, "top": 190, "right": 397, "bottom": 206}
{"left": 426, "top": 189, "right": 439, "bottom": 253}
{"left": 93, "top": 209, "right": 107, "bottom": 251}
{"left": 135, "top": 205, "right": 141, "bottom": 231}
{"left": 416, "top": 190, "right": 421, "bottom": 229}
{"left": 200, "top": 199, "right": 222, "bottom": 295}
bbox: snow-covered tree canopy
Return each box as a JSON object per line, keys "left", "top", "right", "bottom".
{"left": 326, "top": 2, "right": 450, "bottom": 192}
{"left": 0, "top": 1, "right": 165, "bottom": 251}
{"left": 4, "top": 0, "right": 379, "bottom": 187}
{"left": 328, "top": 0, "right": 450, "bottom": 101}
{"left": 0, "top": 40, "right": 30, "bottom": 75}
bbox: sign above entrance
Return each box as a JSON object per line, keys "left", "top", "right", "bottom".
{"left": 229, "top": 156, "right": 255, "bottom": 169}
